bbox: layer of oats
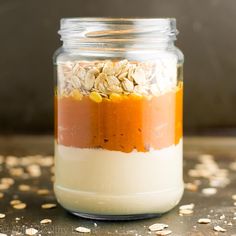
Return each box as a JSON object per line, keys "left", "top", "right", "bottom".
{"left": 56, "top": 59, "right": 179, "bottom": 99}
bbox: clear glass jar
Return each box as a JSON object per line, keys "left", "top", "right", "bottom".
{"left": 54, "top": 18, "right": 184, "bottom": 220}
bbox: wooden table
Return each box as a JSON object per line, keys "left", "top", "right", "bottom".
{"left": 0, "top": 136, "right": 236, "bottom": 236}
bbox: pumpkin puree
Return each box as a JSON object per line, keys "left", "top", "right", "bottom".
{"left": 55, "top": 84, "right": 182, "bottom": 153}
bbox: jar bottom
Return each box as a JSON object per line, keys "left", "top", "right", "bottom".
{"left": 69, "top": 211, "right": 163, "bottom": 221}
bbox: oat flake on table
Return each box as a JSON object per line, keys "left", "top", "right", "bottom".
{"left": 10, "top": 199, "right": 22, "bottom": 205}
{"left": 41, "top": 203, "right": 57, "bottom": 209}
{"left": 18, "top": 184, "right": 30, "bottom": 191}
{"left": 40, "top": 219, "right": 52, "bottom": 224}
{"left": 179, "top": 209, "right": 193, "bottom": 215}
{"left": 179, "top": 203, "right": 195, "bottom": 210}
{"left": 220, "top": 214, "right": 225, "bottom": 220}
{"left": 213, "top": 225, "right": 226, "bottom": 232}
{"left": 201, "top": 187, "right": 217, "bottom": 196}
{"left": 198, "top": 218, "right": 211, "bottom": 224}
{"left": 148, "top": 223, "right": 168, "bottom": 231}
{"left": 156, "top": 230, "right": 172, "bottom": 235}
{"left": 75, "top": 226, "right": 91, "bottom": 233}
{"left": 13, "top": 203, "right": 27, "bottom": 209}
{"left": 25, "top": 228, "right": 38, "bottom": 235}
{"left": 37, "top": 189, "right": 50, "bottom": 195}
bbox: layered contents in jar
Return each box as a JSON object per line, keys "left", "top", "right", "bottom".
{"left": 54, "top": 58, "right": 183, "bottom": 215}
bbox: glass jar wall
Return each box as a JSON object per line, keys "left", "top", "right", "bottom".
{"left": 53, "top": 18, "right": 184, "bottom": 220}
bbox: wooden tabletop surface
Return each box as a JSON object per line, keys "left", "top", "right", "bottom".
{"left": 0, "top": 136, "right": 236, "bottom": 236}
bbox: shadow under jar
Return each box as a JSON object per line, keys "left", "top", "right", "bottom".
{"left": 53, "top": 18, "right": 184, "bottom": 220}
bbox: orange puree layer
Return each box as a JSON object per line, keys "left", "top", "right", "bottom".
{"left": 55, "top": 85, "right": 183, "bottom": 153}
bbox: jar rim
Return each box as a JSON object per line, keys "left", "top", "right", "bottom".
{"left": 60, "top": 17, "right": 176, "bottom": 23}
{"left": 59, "top": 17, "right": 178, "bottom": 51}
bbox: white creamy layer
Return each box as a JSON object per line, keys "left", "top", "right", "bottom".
{"left": 54, "top": 139, "right": 183, "bottom": 215}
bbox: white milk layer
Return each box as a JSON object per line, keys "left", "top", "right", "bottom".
{"left": 54, "top": 139, "right": 183, "bottom": 215}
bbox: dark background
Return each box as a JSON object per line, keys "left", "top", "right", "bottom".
{"left": 0, "top": 0, "right": 236, "bottom": 134}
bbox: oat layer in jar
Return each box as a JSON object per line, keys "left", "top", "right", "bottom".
{"left": 54, "top": 18, "right": 184, "bottom": 220}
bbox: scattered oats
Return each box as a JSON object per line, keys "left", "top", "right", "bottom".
{"left": 13, "top": 203, "right": 27, "bottom": 210}
{"left": 10, "top": 199, "right": 22, "bottom": 205}
{"left": 37, "top": 189, "right": 50, "bottom": 195}
{"left": 213, "top": 225, "right": 226, "bottom": 232}
{"left": 198, "top": 218, "right": 211, "bottom": 224}
{"left": 209, "top": 177, "right": 230, "bottom": 188}
{"left": 179, "top": 209, "right": 193, "bottom": 215}
{"left": 40, "top": 219, "right": 52, "bottom": 224}
{"left": 20, "top": 156, "right": 33, "bottom": 166}
{"left": 9, "top": 167, "right": 24, "bottom": 177}
{"left": 27, "top": 164, "right": 41, "bottom": 177}
{"left": 18, "top": 184, "right": 30, "bottom": 191}
{"left": 75, "top": 226, "right": 91, "bottom": 233}
{"left": 229, "top": 162, "right": 236, "bottom": 171}
{"left": 1, "top": 177, "right": 15, "bottom": 186}
{"left": 94, "top": 223, "right": 97, "bottom": 227}
{"left": 148, "top": 223, "right": 168, "bottom": 231}
{"left": 38, "top": 156, "right": 54, "bottom": 167}
{"left": 220, "top": 215, "right": 225, "bottom": 220}
{"left": 188, "top": 169, "right": 201, "bottom": 177}
{"left": 41, "top": 203, "right": 57, "bottom": 209}
{"left": 233, "top": 217, "right": 236, "bottom": 220}
{"left": 0, "top": 183, "right": 9, "bottom": 190}
{"left": 156, "top": 230, "right": 172, "bottom": 235}
{"left": 202, "top": 188, "right": 217, "bottom": 196}
{"left": 15, "top": 217, "right": 20, "bottom": 221}
{"left": 0, "top": 213, "right": 6, "bottom": 219}
{"left": 179, "top": 203, "right": 195, "bottom": 210}
{"left": 184, "top": 183, "right": 198, "bottom": 191}
{"left": 198, "top": 154, "right": 214, "bottom": 162}
{"left": 227, "top": 222, "right": 232, "bottom": 226}
{"left": 234, "top": 202, "right": 236, "bottom": 206}
{"left": 6, "top": 156, "right": 19, "bottom": 167}
{"left": 0, "top": 192, "right": 4, "bottom": 199}
{"left": 232, "top": 195, "right": 236, "bottom": 201}
{"left": 0, "top": 233, "right": 7, "bottom": 236}
{"left": 25, "top": 228, "right": 38, "bottom": 235}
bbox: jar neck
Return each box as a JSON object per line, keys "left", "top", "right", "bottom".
{"left": 59, "top": 18, "right": 178, "bottom": 52}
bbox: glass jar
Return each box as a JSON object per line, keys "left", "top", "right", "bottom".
{"left": 54, "top": 18, "right": 184, "bottom": 220}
